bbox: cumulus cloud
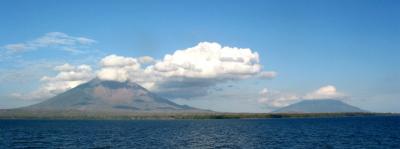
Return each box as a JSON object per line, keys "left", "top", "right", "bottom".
{"left": 146, "top": 42, "right": 265, "bottom": 98}
{"left": 96, "top": 54, "right": 158, "bottom": 89}
{"left": 97, "top": 54, "right": 141, "bottom": 82}
{"left": 303, "top": 85, "right": 345, "bottom": 99}
{"left": 94, "top": 42, "right": 272, "bottom": 98}
{"left": 11, "top": 63, "right": 94, "bottom": 100}
{"left": 2, "top": 32, "right": 96, "bottom": 54}
{"left": 149, "top": 42, "right": 262, "bottom": 79}
{"left": 258, "top": 85, "right": 347, "bottom": 108}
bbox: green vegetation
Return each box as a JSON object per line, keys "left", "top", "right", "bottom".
{"left": 0, "top": 109, "right": 398, "bottom": 120}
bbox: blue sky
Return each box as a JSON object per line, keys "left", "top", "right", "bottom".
{"left": 0, "top": 0, "right": 399, "bottom": 112}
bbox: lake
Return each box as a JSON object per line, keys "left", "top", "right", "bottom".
{"left": 1, "top": 116, "right": 399, "bottom": 148}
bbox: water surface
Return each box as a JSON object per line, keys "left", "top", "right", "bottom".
{"left": 1, "top": 116, "right": 399, "bottom": 148}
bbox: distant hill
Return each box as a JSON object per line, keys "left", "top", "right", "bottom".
{"left": 23, "top": 78, "right": 207, "bottom": 113}
{"left": 273, "top": 99, "right": 367, "bottom": 113}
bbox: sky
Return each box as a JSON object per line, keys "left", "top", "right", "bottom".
{"left": 0, "top": 0, "right": 399, "bottom": 112}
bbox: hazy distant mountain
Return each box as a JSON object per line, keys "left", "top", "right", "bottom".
{"left": 24, "top": 78, "right": 206, "bottom": 112}
{"left": 273, "top": 99, "right": 367, "bottom": 113}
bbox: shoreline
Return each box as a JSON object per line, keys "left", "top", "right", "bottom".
{"left": 0, "top": 110, "right": 398, "bottom": 120}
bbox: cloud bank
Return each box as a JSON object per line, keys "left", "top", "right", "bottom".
{"left": 12, "top": 42, "right": 276, "bottom": 100}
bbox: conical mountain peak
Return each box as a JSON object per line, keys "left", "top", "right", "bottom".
{"left": 273, "top": 99, "right": 367, "bottom": 113}
{"left": 25, "top": 79, "right": 205, "bottom": 113}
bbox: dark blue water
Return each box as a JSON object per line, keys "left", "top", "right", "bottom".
{"left": 1, "top": 116, "right": 399, "bottom": 149}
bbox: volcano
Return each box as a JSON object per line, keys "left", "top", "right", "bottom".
{"left": 273, "top": 99, "right": 367, "bottom": 113}
{"left": 24, "top": 78, "right": 205, "bottom": 113}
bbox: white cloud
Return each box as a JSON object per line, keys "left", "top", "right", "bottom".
{"left": 11, "top": 63, "right": 94, "bottom": 100}
{"left": 97, "top": 54, "right": 141, "bottom": 82}
{"left": 258, "top": 85, "right": 347, "bottom": 108}
{"left": 3, "top": 44, "right": 29, "bottom": 53}
{"left": 94, "top": 42, "right": 274, "bottom": 98}
{"left": 257, "top": 88, "right": 299, "bottom": 108}
{"left": 100, "top": 54, "right": 140, "bottom": 68}
{"left": 138, "top": 56, "right": 155, "bottom": 64}
{"left": 145, "top": 42, "right": 268, "bottom": 98}
{"left": 2, "top": 32, "right": 96, "bottom": 54}
{"left": 54, "top": 63, "right": 75, "bottom": 72}
{"left": 304, "top": 85, "right": 345, "bottom": 99}
{"left": 148, "top": 42, "right": 262, "bottom": 79}
{"left": 96, "top": 55, "right": 158, "bottom": 89}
